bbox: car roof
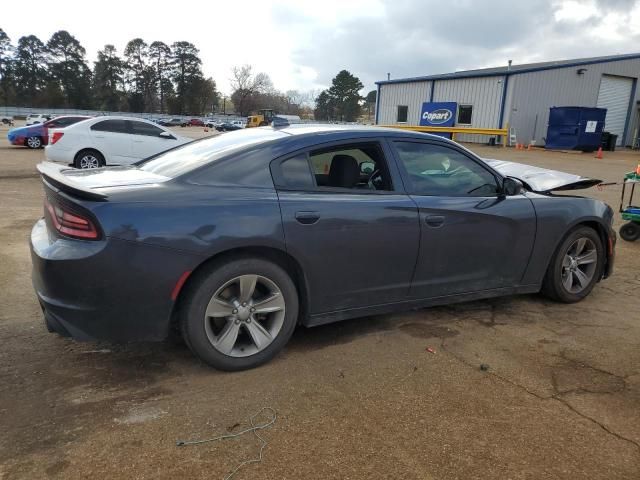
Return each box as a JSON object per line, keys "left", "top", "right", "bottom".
{"left": 191, "top": 123, "right": 456, "bottom": 160}
{"left": 269, "top": 123, "right": 452, "bottom": 144}
{"left": 49, "top": 115, "right": 91, "bottom": 119}
{"left": 82, "top": 115, "right": 164, "bottom": 125}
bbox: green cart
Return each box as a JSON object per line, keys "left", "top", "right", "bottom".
{"left": 619, "top": 171, "right": 640, "bottom": 242}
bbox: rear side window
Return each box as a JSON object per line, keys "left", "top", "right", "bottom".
{"left": 130, "top": 121, "right": 164, "bottom": 137}
{"left": 278, "top": 154, "right": 314, "bottom": 188}
{"left": 91, "top": 119, "right": 128, "bottom": 133}
{"left": 272, "top": 142, "right": 392, "bottom": 192}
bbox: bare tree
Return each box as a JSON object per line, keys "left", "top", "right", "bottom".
{"left": 230, "top": 65, "right": 274, "bottom": 116}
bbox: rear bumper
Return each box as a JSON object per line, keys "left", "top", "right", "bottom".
{"left": 30, "top": 218, "right": 201, "bottom": 342}
{"left": 44, "top": 145, "right": 73, "bottom": 164}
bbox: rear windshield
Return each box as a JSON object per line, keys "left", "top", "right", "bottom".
{"left": 137, "top": 128, "right": 287, "bottom": 178}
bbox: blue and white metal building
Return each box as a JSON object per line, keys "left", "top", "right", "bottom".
{"left": 375, "top": 53, "right": 640, "bottom": 147}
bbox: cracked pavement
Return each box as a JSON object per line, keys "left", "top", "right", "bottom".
{"left": 1, "top": 127, "right": 639, "bottom": 479}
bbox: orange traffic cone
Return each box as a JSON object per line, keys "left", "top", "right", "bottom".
{"left": 527, "top": 144, "right": 532, "bottom": 151}
{"left": 595, "top": 147, "right": 603, "bottom": 159}
{"left": 636, "top": 164, "right": 640, "bottom": 175}
{"left": 204, "top": 127, "right": 209, "bottom": 132}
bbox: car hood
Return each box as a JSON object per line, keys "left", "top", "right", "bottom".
{"left": 8, "top": 125, "right": 39, "bottom": 135}
{"left": 37, "top": 162, "right": 170, "bottom": 200}
{"left": 484, "top": 159, "right": 601, "bottom": 193}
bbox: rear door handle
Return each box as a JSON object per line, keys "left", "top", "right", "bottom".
{"left": 425, "top": 215, "right": 445, "bottom": 227}
{"left": 295, "top": 211, "right": 320, "bottom": 225}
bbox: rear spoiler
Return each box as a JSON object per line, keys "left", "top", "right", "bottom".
{"left": 37, "top": 162, "right": 108, "bottom": 201}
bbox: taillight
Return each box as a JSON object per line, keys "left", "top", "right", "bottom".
{"left": 44, "top": 197, "right": 99, "bottom": 240}
{"left": 51, "top": 132, "right": 64, "bottom": 144}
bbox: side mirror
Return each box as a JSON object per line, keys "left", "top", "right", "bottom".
{"left": 159, "top": 131, "right": 174, "bottom": 139}
{"left": 502, "top": 177, "right": 524, "bottom": 196}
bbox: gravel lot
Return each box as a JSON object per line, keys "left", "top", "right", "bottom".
{"left": 1, "top": 123, "right": 639, "bottom": 479}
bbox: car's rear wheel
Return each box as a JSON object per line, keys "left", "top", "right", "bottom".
{"left": 74, "top": 149, "right": 105, "bottom": 169}
{"left": 619, "top": 222, "right": 640, "bottom": 242}
{"left": 542, "top": 226, "right": 603, "bottom": 303}
{"left": 180, "top": 257, "right": 299, "bottom": 371}
{"left": 26, "top": 136, "right": 42, "bottom": 149}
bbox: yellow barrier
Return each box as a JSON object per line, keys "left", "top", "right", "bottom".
{"left": 379, "top": 124, "right": 509, "bottom": 147}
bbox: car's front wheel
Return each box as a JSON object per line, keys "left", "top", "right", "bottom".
{"left": 26, "top": 136, "right": 42, "bottom": 149}
{"left": 180, "top": 257, "right": 299, "bottom": 371}
{"left": 542, "top": 226, "right": 604, "bottom": 303}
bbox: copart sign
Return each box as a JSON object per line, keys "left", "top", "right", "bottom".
{"left": 419, "top": 102, "right": 457, "bottom": 127}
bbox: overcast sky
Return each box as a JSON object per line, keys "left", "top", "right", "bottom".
{"left": 3, "top": 0, "right": 639, "bottom": 95}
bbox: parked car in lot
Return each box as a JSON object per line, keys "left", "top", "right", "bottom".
{"left": 1, "top": 115, "right": 14, "bottom": 125}
{"left": 205, "top": 119, "right": 225, "bottom": 128}
{"left": 182, "top": 118, "right": 205, "bottom": 127}
{"left": 7, "top": 116, "right": 90, "bottom": 149}
{"left": 158, "top": 118, "right": 183, "bottom": 127}
{"left": 31, "top": 125, "right": 616, "bottom": 370}
{"left": 45, "top": 116, "right": 191, "bottom": 168}
{"left": 215, "top": 121, "right": 244, "bottom": 132}
{"left": 25, "top": 114, "right": 52, "bottom": 126}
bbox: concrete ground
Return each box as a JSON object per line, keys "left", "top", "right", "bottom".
{"left": 1, "top": 122, "right": 639, "bottom": 479}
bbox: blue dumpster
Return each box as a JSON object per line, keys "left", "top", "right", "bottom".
{"left": 545, "top": 106, "right": 607, "bottom": 152}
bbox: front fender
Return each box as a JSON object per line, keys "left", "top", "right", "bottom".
{"left": 522, "top": 194, "right": 614, "bottom": 286}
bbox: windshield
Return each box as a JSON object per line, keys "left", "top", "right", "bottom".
{"left": 138, "top": 128, "right": 287, "bottom": 178}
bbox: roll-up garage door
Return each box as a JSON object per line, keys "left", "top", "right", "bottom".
{"left": 596, "top": 75, "right": 633, "bottom": 146}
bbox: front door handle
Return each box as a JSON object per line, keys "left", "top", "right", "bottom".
{"left": 295, "top": 211, "right": 320, "bottom": 225}
{"left": 425, "top": 215, "right": 445, "bottom": 227}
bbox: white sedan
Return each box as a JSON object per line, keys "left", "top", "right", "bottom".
{"left": 45, "top": 116, "right": 191, "bottom": 169}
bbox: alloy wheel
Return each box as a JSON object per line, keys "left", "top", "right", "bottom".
{"left": 203, "top": 274, "right": 286, "bottom": 357}
{"left": 27, "top": 137, "right": 41, "bottom": 148}
{"left": 561, "top": 237, "right": 597, "bottom": 294}
{"left": 79, "top": 155, "right": 100, "bottom": 169}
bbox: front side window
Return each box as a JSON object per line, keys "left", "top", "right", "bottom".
{"left": 90, "top": 119, "right": 128, "bottom": 133}
{"left": 130, "top": 121, "right": 164, "bottom": 137}
{"left": 397, "top": 105, "right": 408, "bottom": 123}
{"left": 394, "top": 142, "right": 499, "bottom": 196}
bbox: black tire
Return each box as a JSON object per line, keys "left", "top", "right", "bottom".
{"left": 180, "top": 257, "right": 299, "bottom": 371}
{"left": 619, "top": 222, "right": 640, "bottom": 242}
{"left": 26, "top": 136, "right": 42, "bottom": 149}
{"left": 541, "top": 226, "right": 604, "bottom": 303}
{"left": 74, "top": 149, "right": 105, "bottom": 169}
{"left": 258, "top": 121, "right": 269, "bottom": 126}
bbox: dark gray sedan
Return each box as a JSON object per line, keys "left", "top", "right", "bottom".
{"left": 31, "top": 125, "right": 616, "bottom": 370}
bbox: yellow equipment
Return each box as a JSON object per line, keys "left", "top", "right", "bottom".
{"left": 246, "top": 109, "right": 275, "bottom": 128}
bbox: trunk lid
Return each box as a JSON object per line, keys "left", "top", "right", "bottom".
{"left": 37, "top": 162, "right": 170, "bottom": 200}
{"left": 484, "top": 159, "right": 601, "bottom": 193}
